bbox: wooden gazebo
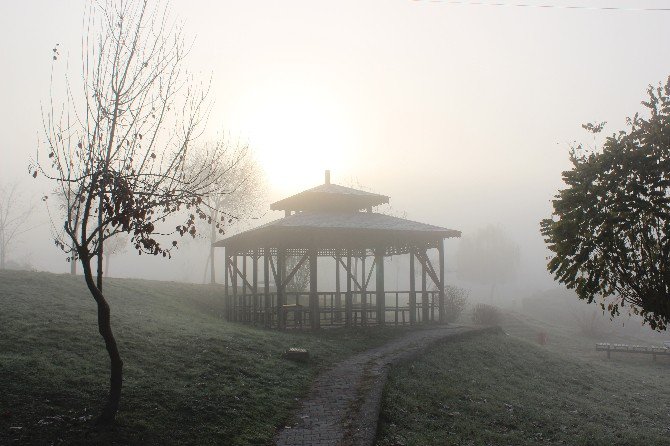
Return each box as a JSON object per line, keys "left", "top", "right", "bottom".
{"left": 213, "top": 171, "right": 460, "bottom": 330}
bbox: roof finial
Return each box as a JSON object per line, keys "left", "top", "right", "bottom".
{"left": 325, "top": 170, "right": 331, "bottom": 185}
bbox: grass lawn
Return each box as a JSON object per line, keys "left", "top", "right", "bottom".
{"left": 376, "top": 330, "right": 670, "bottom": 446}
{"left": 0, "top": 270, "right": 410, "bottom": 445}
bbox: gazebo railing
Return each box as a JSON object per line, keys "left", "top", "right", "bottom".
{"left": 225, "top": 290, "right": 441, "bottom": 329}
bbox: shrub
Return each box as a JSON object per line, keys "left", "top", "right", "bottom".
{"left": 472, "top": 303, "right": 501, "bottom": 326}
{"left": 445, "top": 285, "right": 469, "bottom": 323}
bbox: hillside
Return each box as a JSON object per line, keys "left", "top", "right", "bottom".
{"left": 376, "top": 314, "right": 670, "bottom": 446}
{"left": 0, "top": 270, "right": 408, "bottom": 445}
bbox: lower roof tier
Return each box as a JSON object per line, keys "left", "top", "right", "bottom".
{"left": 213, "top": 211, "right": 460, "bottom": 255}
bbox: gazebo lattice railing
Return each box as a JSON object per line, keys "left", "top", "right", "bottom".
{"left": 227, "top": 289, "right": 442, "bottom": 328}
{"left": 214, "top": 171, "right": 460, "bottom": 330}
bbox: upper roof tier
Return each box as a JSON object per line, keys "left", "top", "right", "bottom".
{"left": 270, "top": 170, "right": 390, "bottom": 212}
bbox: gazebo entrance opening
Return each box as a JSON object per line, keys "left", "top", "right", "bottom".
{"left": 214, "top": 171, "right": 460, "bottom": 330}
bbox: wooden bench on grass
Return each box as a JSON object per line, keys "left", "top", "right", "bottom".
{"left": 596, "top": 342, "right": 670, "bottom": 361}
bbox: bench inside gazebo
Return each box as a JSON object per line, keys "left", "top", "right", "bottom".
{"left": 213, "top": 171, "right": 460, "bottom": 330}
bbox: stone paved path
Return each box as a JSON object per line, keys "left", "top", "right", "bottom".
{"left": 275, "top": 325, "right": 495, "bottom": 446}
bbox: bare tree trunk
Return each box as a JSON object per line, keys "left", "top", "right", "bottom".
{"left": 97, "top": 209, "right": 104, "bottom": 290}
{"left": 97, "top": 251, "right": 104, "bottom": 291}
{"left": 71, "top": 223, "right": 79, "bottom": 275}
{"left": 202, "top": 252, "right": 211, "bottom": 284}
{"left": 0, "top": 220, "right": 5, "bottom": 269}
{"left": 81, "top": 256, "right": 123, "bottom": 424}
{"left": 210, "top": 246, "right": 216, "bottom": 284}
{"left": 210, "top": 210, "right": 217, "bottom": 284}
{"left": 95, "top": 177, "right": 106, "bottom": 289}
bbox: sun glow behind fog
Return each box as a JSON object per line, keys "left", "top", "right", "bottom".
{"left": 231, "top": 81, "right": 356, "bottom": 196}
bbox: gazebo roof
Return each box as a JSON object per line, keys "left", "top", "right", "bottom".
{"left": 215, "top": 170, "right": 460, "bottom": 255}
{"left": 270, "top": 171, "right": 389, "bottom": 212}
{"left": 213, "top": 211, "right": 460, "bottom": 255}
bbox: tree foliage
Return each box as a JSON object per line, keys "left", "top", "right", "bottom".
{"left": 541, "top": 77, "right": 670, "bottom": 331}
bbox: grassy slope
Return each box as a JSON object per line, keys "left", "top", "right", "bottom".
{"left": 377, "top": 327, "right": 670, "bottom": 445}
{"left": 0, "top": 270, "right": 409, "bottom": 445}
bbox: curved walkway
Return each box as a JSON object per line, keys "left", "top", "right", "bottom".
{"left": 275, "top": 325, "right": 497, "bottom": 446}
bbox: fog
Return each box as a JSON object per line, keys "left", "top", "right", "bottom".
{"left": 2, "top": 1, "right": 669, "bottom": 326}
{"left": 5, "top": 3, "right": 670, "bottom": 444}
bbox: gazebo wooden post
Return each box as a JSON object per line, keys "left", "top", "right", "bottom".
{"left": 263, "top": 249, "right": 270, "bottom": 327}
{"left": 438, "top": 239, "right": 446, "bottom": 323}
{"left": 277, "top": 249, "right": 286, "bottom": 329}
{"left": 375, "top": 249, "right": 385, "bottom": 325}
{"left": 335, "top": 251, "right": 341, "bottom": 323}
{"left": 361, "top": 254, "right": 367, "bottom": 325}
{"left": 252, "top": 250, "right": 258, "bottom": 323}
{"left": 232, "top": 254, "right": 238, "bottom": 322}
{"left": 242, "top": 254, "right": 247, "bottom": 321}
{"left": 409, "top": 250, "right": 416, "bottom": 325}
{"left": 421, "top": 253, "right": 429, "bottom": 322}
{"left": 309, "top": 249, "right": 319, "bottom": 330}
{"left": 223, "top": 250, "right": 229, "bottom": 320}
{"left": 346, "top": 251, "right": 352, "bottom": 326}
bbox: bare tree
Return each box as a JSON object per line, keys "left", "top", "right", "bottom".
{"left": 104, "top": 233, "right": 129, "bottom": 277}
{"left": 571, "top": 307, "right": 607, "bottom": 337}
{"left": 53, "top": 188, "right": 83, "bottom": 274}
{"left": 285, "top": 254, "right": 310, "bottom": 293}
{"left": 32, "top": 0, "right": 227, "bottom": 424}
{"left": 0, "top": 182, "right": 36, "bottom": 269}
{"left": 189, "top": 139, "right": 264, "bottom": 284}
{"left": 456, "top": 225, "right": 520, "bottom": 300}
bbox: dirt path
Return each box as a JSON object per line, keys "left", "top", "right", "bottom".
{"left": 275, "top": 325, "right": 497, "bottom": 446}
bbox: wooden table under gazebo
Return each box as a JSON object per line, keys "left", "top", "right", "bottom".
{"left": 213, "top": 171, "right": 460, "bottom": 330}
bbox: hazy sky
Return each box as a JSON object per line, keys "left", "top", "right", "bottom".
{"left": 2, "top": 1, "right": 669, "bottom": 295}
